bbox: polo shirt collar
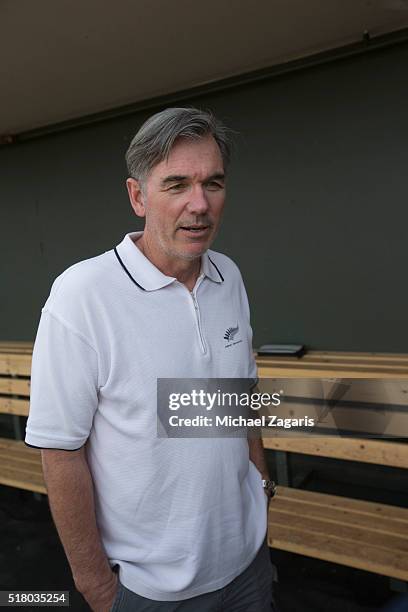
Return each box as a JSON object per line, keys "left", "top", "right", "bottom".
{"left": 114, "top": 232, "right": 224, "bottom": 291}
{"left": 201, "top": 250, "right": 224, "bottom": 284}
{"left": 114, "top": 232, "right": 175, "bottom": 291}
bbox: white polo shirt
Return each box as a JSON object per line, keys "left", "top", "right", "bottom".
{"left": 25, "top": 231, "right": 267, "bottom": 602}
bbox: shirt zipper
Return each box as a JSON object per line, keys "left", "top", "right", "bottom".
{"left": 190, "top": 279, "right": 207, "bottom": 354}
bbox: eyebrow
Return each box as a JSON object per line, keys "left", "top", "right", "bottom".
{"left": 160, "top": 173, "right": 225, "bottom": 187}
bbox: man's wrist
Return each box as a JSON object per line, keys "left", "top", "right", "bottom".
{"left": 262, "top": 478, "right": 276, "bottom": 499}
{"left": 74, "top": 565, "right": 116, "bottom": 596}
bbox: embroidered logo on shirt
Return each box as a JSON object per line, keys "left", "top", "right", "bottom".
{"left": 224, "top": 325, "right": 243, "bottom": 348}
{"left": 224, "top": 325, "right": 239, "bottom": 341}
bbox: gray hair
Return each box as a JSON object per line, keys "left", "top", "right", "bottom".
{"left": 125, "top": 107, "right": 232, "bottom": 183}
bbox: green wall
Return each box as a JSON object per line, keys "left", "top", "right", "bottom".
{"left": 1, "top": 43, "right": 408, "bottom": 351}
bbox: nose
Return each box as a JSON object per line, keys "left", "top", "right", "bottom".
{"left": 186, "top": 185, "right": 209, "bottom": 215}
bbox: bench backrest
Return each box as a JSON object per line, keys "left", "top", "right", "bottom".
{"left": 262, "top": 435, "right": 408, "bottom": 469}
{"left": 256, "top": 351, "right": 408, "bottom": 378}
{"left": 2, "top": 347, "right": 408, "bottom": 434}
{"left": 0, "top": 343, "right": 31, "bottom": 417}
{"left": 257, "top": 352, "right": 408, "bottom": 469}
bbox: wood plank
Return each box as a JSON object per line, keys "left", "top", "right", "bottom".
{"left": 274, "top": 486, "right": 408, "bottom": 523}
{"left": 0, "top": 441, "right": 42, "bottom": 458}
{"left": 313, "top": 351, "right": 408, "bottom": 363}
{"left": 0, "top": 341, "right": 33, "bottom": 346}
{"left": 258, "top": 366, "right": 408, "bottom": 379}
{"left": 256, "top": 361, "right": 408, "bottom": 377}
{"left": 262, "top": 435, "right": 408, "bottom": 468}
{"left": 0, "top": 349, "right": 406, "bottom": 375}
{"left": 0, "top": 442, "right": 43, "bottom": 472}
{"left": 258, "top": 377, "right": 408, "bottom": 437}
{"left": 0, "top": 441, "right": 42, "bottom": 461}
{"left": 0, "top": 377, "right": 30, "bottom": 395}
{"left": 0, "top": 342, "right": 33, "bottom": 353}
{"left": 0, "top": 442, "right": 46, "bottom": 492}
{"left": 261, "top": 406, "right": 408, "bottom": 438}
{"left": 0, "top": 349, "right": 407, "bottom": 369}
{"left": 0, "top": 467, "right": 46, "bottom": 494}
{"left": 271, "top": 497, "right": 408, "bottom": 538}
{"left": 0, "top": 438, "right": 47, "bottom": 494}
{"left": 0, "top": 455, "right": 43, "bottom": 474}
{"left": 0, "top": 439, "right": 40, "bottom": 455}
{"left": 0, "top": 442, "right": 42, "bottom": 459}
{"left": 258, "top": 378, "right": 408, "bottom": 405}
{"left": 256, "top": 351, "right": 408, "bottom": 366}
{"left": 255, "top": 352, "right": 408, "bottom": 376}
{"left": 256, "top": 356, "right": 408, "bottom": 370}
{"left": 0, "top": 441, "right": 43, "bottom": 486}
{"left": 256, "top": 353, "right": 408, "bottom": 369}
{"left": 0, "top": 451, "right": 42, "bottom": 468}
{"left": 257, "top": 362, "right": 408, "bottom": 377}
{"left": 0, "top": 354, "right": 32, "bottom": 376}
{"left": 0, "top": 397, "right": 30, "bottom": 416}
{"left": 0, "top": 349, "right": 33, "bottom": 356}
{"left": 269, "top": 508, "right": 408, "bottom": 552}
{"left": 267, "top": 524, "right": 408, "bottom": 581}
{"left": 257, "top": 359, "right": 408, "bottom": 371}
{"left": 256, "top": 355, "right": 408, "bottom": 367}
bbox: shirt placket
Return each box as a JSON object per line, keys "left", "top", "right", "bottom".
{"left": 189, "top": 277, "right": 207, "bottom": 355}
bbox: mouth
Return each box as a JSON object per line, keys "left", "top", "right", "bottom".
{"left": 178, "top": 225, "right": 211, "bottom": 237}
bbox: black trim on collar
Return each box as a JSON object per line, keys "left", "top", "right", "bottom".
{"left": 114, "top": 247, "right": 146, "bottom": 291}
{"left": 208, "top": 256, "right": 224, "bottom": 282}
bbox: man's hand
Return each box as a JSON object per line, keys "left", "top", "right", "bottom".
{"left": 79, "top": 570, "right": 118, "bottom": 612}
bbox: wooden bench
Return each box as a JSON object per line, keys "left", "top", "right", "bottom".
{"left": 1, "top": 344, "right": 407, "bottom": 581}
{"left": 258, "top": 352, "right": 408, "bottom": 582}
{"left": 0, "top": 342, "right": 46, "bottom": 493}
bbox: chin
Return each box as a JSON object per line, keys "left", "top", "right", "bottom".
{"left": 177, "top": 248, "right": 206, "bottom": 261}
{"left": 172, "top": 239, "right": 211, "bottom": 261}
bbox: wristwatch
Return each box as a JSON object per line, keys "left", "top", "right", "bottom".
{"left": 262, "top": 479, "right": 277, "bottom": 499}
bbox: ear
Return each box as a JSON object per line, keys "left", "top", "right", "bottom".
{"left": 126, "top": 178, "right": 146, "bottom": 217}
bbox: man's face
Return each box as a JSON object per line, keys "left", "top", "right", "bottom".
{"left": 133, "top": 134, "right": 226, "bottom": 261}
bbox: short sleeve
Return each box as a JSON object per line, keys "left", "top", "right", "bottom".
{"left": 25, "top": 309, "right": 99, "bottom": 450}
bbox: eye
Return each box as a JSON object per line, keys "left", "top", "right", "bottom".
{"left": 205, "top": 181, "right": 224, "bottom": 191}
{"left": 168, "top": 183, "right": 186, "bottom": 192}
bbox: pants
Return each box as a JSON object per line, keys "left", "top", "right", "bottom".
{"left": 111, "top": 538, "right": 278, "bottom": 611}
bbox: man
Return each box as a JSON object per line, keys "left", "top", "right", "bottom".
{"left": 25, "top": 107, "right": 277, "bottom": 611}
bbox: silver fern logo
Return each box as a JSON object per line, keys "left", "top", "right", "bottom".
{"left": 224, "top": 325, "right": 239, "bottom": 342}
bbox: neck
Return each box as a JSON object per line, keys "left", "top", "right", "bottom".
{"left": 134, "top": 233, "right": 201, "bottom": 291}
